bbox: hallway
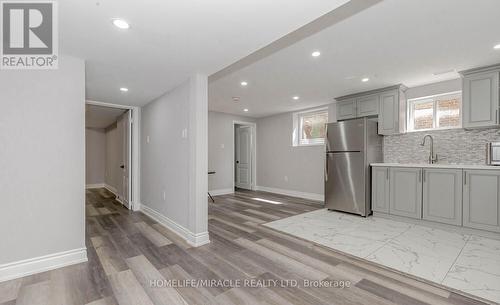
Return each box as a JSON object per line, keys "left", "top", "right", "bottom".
{"left": 0, "top": 189, "right": 489, "bottom": 305}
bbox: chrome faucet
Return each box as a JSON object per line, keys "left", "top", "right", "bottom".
{"left": 421, "top": 134, "right": 438, "bottom": 164}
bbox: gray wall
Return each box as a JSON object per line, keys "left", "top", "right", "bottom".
{"left": 256, "top": 111, "right": 326, "bottom": 196}
{"left": 208, "top": 111, "right": 256, "bottom": 192}
{"left": 0, "top": 56, "right": 86, "bottom": 264}
{"left": 141, "top": 74, "right": 208, "bottom": 241}
{"left": 85, "top": 128, "right": 106, "bottom": 185}
{"left": 405, "top": 78, "right": 461, "bottom": 100}
{"left": 141, "top": 81, "right": 190, "bottom": 227}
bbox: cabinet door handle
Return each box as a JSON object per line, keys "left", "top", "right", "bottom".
{"left": 386, "top": 168, "right": 389, "bottom": 180}
{"left": 419, "top": 170, "right": 422, "bottom": 182}
{"left": 422, "top": 169, "right": 425, "bottom": 183}
{"left": 464, "top": 171, "right": 467, "bottom": 185}
{"left": 496, "top": 109, "right": 498, "bottom": 124}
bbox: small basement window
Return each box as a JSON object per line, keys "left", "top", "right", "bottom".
{"left": 407, "top": 91, "right": 462, "bottom": 132}
{"left": 293, "top": 108, "right": 328, "bottom": 146}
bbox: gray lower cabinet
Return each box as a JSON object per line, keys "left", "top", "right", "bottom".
{"left": 372, "top": 167, "right": 389, "bottom": 213}
{"left": 389, "top": 167, "right": 422, "bottom": 219}
{"left": 336, "top": 99, "right": 357, "bottom": 120}
{"left": 463, "top": 170, "right": 500, "bottom": 232}
{"left": 422, "top": 168, "right": 462, "bottom": 226}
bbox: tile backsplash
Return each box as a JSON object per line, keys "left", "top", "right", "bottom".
{"left": 384, "top": 128, "right": 500, "bottom": 165}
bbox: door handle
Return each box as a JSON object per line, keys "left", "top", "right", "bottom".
{"left": 236, "top": 161, "right": 239, "bottom": 164}
{"left": 120, "top": 165, "right": 125, "bottom": 169}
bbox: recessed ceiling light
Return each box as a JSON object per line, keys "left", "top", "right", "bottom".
{"left": 243, "top": 108, "right": 249, "bottom": 112}
{"left": 494, "top": 44, "right": 500, "bottom": 50}
{"left": 112, "top": 18, "right": 130, "bottom": 29}
{"left": 311, "top": 51, "right": 321, "bottom": 57}
{"left": 120, "top": 87, "right": 129, "bottom": 92}
{"left": 292, "top": 96, "right": 300, "bottom": 100}
{"left": 240, "top": 81, "right": 248, "bottom": 86}
{"left": 361, "top": 78, "right": 370, "bottom": 82}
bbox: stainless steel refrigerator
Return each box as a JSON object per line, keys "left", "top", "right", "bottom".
{"left": 325, "top": 118, "right": 383, "bottom": 216}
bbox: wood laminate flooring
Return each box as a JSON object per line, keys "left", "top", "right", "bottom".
{"left": 0, "top": 188, "right": 493, "bottom": 305}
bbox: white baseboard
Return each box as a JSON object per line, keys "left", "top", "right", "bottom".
{"left": 114, "top": 196, "right": 124, "bottom": 205}
{"left": 255, "top": 186, "right": 324, "bottom": 203}
{"left": 140, "top": 205, "right": 210, "bottom": 247}
{"left": 102, "top": 184, "right": 133, "bottom": 210}
{"left": 208, "top": 188, "right": 234, "bottom": 196}
{"left": 85, "top": 183, "right": 105, "bottom": 189}
{"left": 132, "top": 202, "right": 141, "bottom": 212}
{"left": 85, "top": 183, "right": 117, "bottom": 196}
{"left": 0, "top": 248, "right": 88, "bottom": 283}
{"left": 104, "top": 184, "right": 118, "bottom": 195}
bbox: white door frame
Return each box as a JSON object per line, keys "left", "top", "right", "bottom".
{"left": 232, "top": 120, "right": 257, "bottom": 191}
{"left": 86, "top": 100, "right": 141, "bottom": 211}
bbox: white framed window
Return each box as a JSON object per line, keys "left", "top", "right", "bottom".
{"left": 293, "top": 108, "right": 328, "bottom": 146}
{"left": 407, "top": 91, "right": 462, "bottom": 132}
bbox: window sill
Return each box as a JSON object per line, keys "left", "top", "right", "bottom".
{"left": 406, "top": 126, "right": 462, "bottom": 133}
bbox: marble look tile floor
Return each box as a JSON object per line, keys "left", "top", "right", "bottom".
{"left": 264, "top": 209, "right": 500, "bottom": 304}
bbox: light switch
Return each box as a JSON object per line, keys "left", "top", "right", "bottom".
{"left": 182, "top": 128, "right": 188, "bottom": 139}
{"left": 221, "top": 144, "right": 225, "bottom": 149}
{"left": 146, "top": 135, "right": 150, "bottom": 143}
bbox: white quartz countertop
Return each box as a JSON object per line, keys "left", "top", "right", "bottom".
{"left": 370, "top": 163, "right": 500, "bottom": 170}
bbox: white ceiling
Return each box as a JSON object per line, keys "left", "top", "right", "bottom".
{"left": 85, "top": 105, "right": 126, "bottom": 129}
{"left": 60, "top": 0, "right": 350, "bottom": 106}
{"left": 209, "top": 0, "right": 500, "bottom": 118}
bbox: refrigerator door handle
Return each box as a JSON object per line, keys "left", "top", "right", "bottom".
{"left": 325, "top": 155, "right": 329, "bottom": 182}
{"left": 326, "top": 150, "right": 362, "bottom": 153}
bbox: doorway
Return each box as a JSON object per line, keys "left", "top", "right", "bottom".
{"left": 85, "top": 100, "right": 140, "bottom": 211}
{"left": 233, "top": 121, "right": 257, "bottom": 191}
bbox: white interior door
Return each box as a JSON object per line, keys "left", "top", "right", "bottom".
{"left": 117, "top": 111, "right": 131, "bottom": 209}
{"left": 236, "top": 126, "right": 252, "bottom": 190}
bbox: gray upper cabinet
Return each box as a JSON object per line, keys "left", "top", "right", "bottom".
{"left": 357, "top": 94, "right": 379, "bottom": 117}
{"left": 422, "top": 168, "right": 462, "bottom": 226}
{"left": 335, "top": 85, "right": 406, "bottom": 136}
{"left": 463, "top": 170, "right": 500, "bottom": 233}
{"left": 461, "top": 67, "right": 500, "bottom": 128}
{"left": 336, "top": 99, "right": 357, "bottom": 120}
{"left": 378, "top": 90, "right": 400, "bottom": 135}
{"left": 389, "top": 167, "right": 422, "bottom": 219}
{"left": 372, "top": 167, "right": 390, "bottom": 213}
